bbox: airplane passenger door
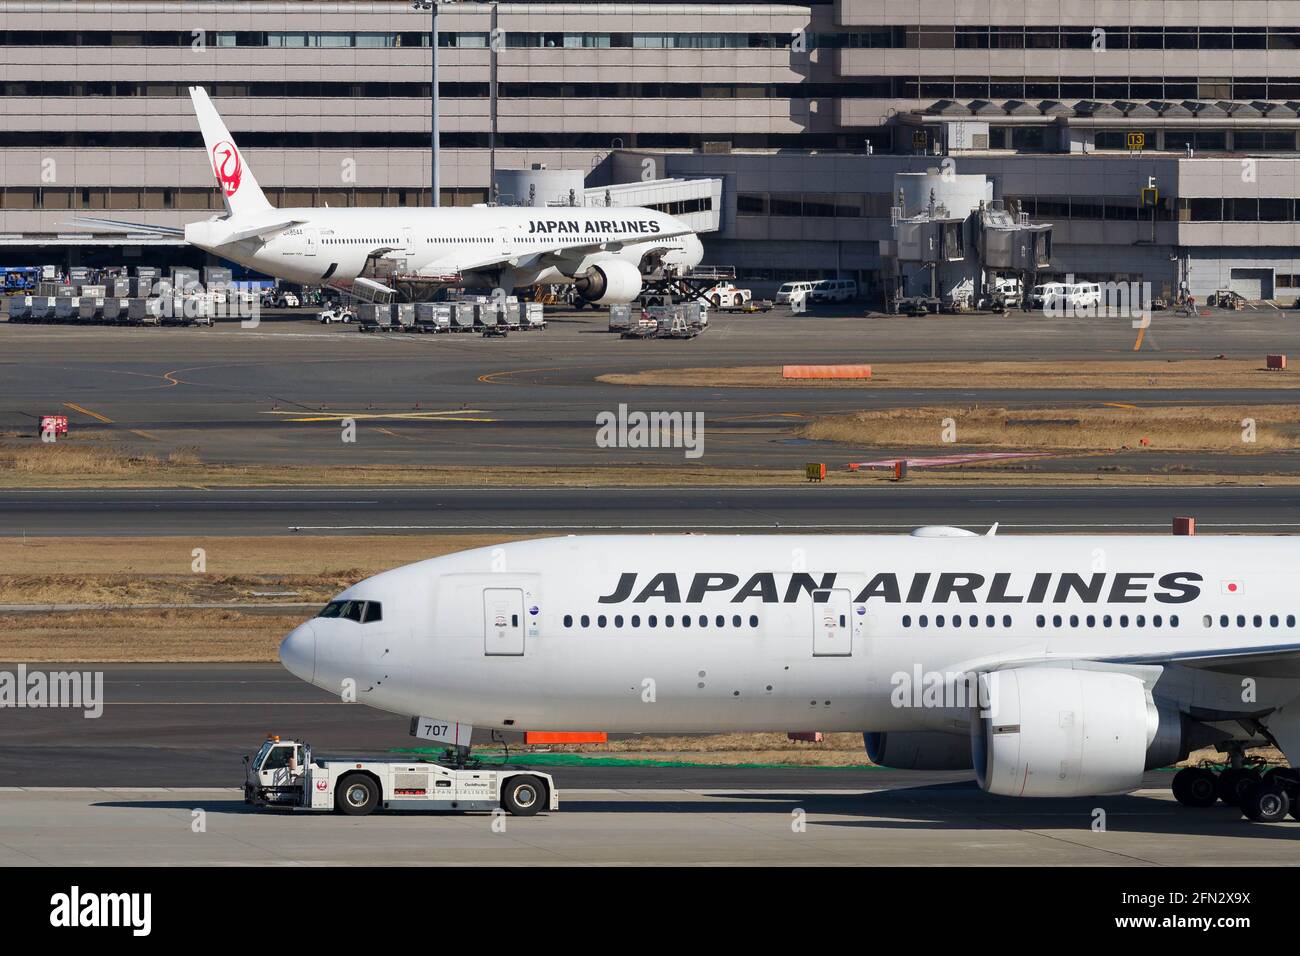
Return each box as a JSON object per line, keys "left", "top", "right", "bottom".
{"left": 812, "top": 588, "right": 853, "bottom": 657}
{"left": 483, "top": 587, "right": 525, "bottom": 656}
{"left": 303, "top": 228, "right": 317, "bottom": 257}
{"left": 496, "top": 225, "right": 513, "bottom": 258}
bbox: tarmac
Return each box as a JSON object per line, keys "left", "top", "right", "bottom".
{"left": 2, "top": 786, "right": 1296, "bottom": 866}
{"left": 3, "top": 307, "right": 1298, "bottom": 472}
{"left": 7, "top": 485, "right": 1300, "bottom": 536}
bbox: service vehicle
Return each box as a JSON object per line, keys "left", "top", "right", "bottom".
{"left": 317, "top": 305, "right": 355, "bottom": 324}
{"left": 776, "top": 280, "right": 817, "bottom": 305}
{"left": 1029, "top": 281, "right": 1101, "bottom": 312}
{"left": 262, "top": 288, "right": 300, "bottom": 309}
{"left": 809, "top": 278, "right": 858, "bottom": 303}
{"left": 244, "top": 736, "right": 558, "bottom": 816}
{"left": 702, "top": 280, "right": 752, "bottom": 309}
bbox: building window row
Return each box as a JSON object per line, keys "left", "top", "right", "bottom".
{"left": 9, "top": 26, "right": 1300, "bottom": 52}
{"left": 896, "top": 76, "right": 1300, "bottom": 101}
{"left": 0, "top": 80, "right": 889, "bottom": 100}
{"left": 0, "top": 186, "right": 485, "bottom": 212}
{"left": 0, "top": 130, "right": 857, "bottom": 150}
{"left": 863, "top": 25, "right": 1300, "bottom": 52}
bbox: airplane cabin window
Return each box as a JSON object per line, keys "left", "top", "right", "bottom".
{"left": 362, "top": 601, "right": 382, "bottom": 624}
{"left": 614, "top": 615, "right": 623, "bottom": 627}
{"left": 732, "top": 615, "right": 742, "bottom": 627}
{"left": 648, "top": 615, "right": 658, "bottom": 627}
{"left": 1086, "top": 615, "right": 1095, "bottom": 627}
{"left": 580, "top": 614, "right": 590, "bottom": 627}
{"left": 951, "top": 615, "right": 961, "bottom": 628}
{"left": 1153, "top": 615, "right": 1162, "bottom": 627}
{"left": 919, "top": 615, "right": 928, "bottom": 627}
{"left": 748, "top": 614, "right": 758, "bottom": 628}
{"left": 597, "top": 615, "right": 607, "bottom": 627}
{"left": 699, "top": 615, "right": 707, "bottom": 627}
{"left": 1120, "top": 615, "right": 1129, "bottom": 627}
{"left": 341, "top": 601, "right": 364, "bottom": 623}
{"left": 715, "top": 615, "right": 724, "bottom": 627}
{"left": 1270, "top": 615, "right": 1279, "bottom": 627}
{"left": 665, "top": 615, "right": 674, "bottom": 627}
{"left": 631, "top": 615, "right": 640, "bottom": 627}
{"left": 1237, "top": 615, "right": 1246, "bottom": 627}
{"left": 936, "top": 615, "right": 944, "bottom": 628}
{"left": 1220, "top": 615, "right": 1229, "bottom": 627}
{"left": 1290, "top": 615, "right": 1297, "bottom": 627}
{"left": 1170, "top": 614, "right": 1179, "bottom": 626}
{"left": 1203, "top": 614, "right": 1213, "bottom": 627}
{"left": 1069, "top": 615, "right": 1078, "bottom": 627}
{"left": 681, "top": 615, "right": 690, "bottom": 628}
{"left": 563, "top": 614, "right": 573, "bottom": 627}
{"left": 1052, "top": 615, "right": 1062, "bottom": 627}
{"left": 902, "top": 614, "right": 912, "bottom": 627}
{"left": 1002, "top": 615, "right": 1011, "bottom": 627}
{"left": 1036, "top": 614, "right": 1045, "bottom": 627}
{"left": 1136, "top": 615, "right": 1146, "bottom": 627}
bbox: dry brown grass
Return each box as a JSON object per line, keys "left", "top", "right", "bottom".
{"left": 0, "top": 535, "right": 528, "bottom": 606}
{"left": 536, "top": 732, "right": 1285, "bottom": 768}
{"left": 803, "top": 404, "right": 1298, "bottom": 452}
{"left": 599, "top": 359, "right": 1300, "bottom": 390}
{"left": 0, "top": 608, "right": 298, "bottom": 662}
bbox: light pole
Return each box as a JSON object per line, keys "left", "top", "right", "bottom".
{"left": 412, "top": 0, "right": 440, "bottom": 207}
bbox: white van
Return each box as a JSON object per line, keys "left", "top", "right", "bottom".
{"left": 809, "top": 278, "right": 858, "bottom": 303}
{"left": 776, "top": 281, "right": 817, "bottom": 304}
{"left": 1030, "top": 281, "right": 1101, "bottom": 312}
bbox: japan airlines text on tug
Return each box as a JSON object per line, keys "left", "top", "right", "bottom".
{"left": 280, "top": 527, "right": 1300, "bottom": 823}
{"left": 70, "top": 87, "right": 704, "bottom": 304}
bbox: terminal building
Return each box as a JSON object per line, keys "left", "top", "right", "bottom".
{"left": 2, "top": 0, "right": 1299, "bottom": 300}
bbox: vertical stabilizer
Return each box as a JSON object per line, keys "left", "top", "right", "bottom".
{"left": 189, "top": 86, "right": 273, "bottom": 217}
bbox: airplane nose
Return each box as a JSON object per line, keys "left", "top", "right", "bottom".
{"left": 279, "top": 622, "right": 317, "bottom": 683}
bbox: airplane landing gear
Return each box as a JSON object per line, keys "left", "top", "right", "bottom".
{"left": 1171, "top": 767, "right": 1218, "bottom": 807}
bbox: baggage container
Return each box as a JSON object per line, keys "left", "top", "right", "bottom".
{"left": 393, "top": 302, "right": 416, "bottom": 329}
{"left": 53, "top": 297, "right": 75, "bottom": 320}
{"left": 102, "top": 298, "right": 126, "bottom": 322}
{"left": 451, "top": 301, "right": 476, "bottom": 330}
{"left": 356, "top": 302, "right": 392, "bottom": 331}
{"left": 127, "top": 298, "right": 151, "bottom": 324}
{"left": 8, "top": 297, "right": 29, "bottom": 321}
{"left": 78, "top": 297, "right": 101, "bottom": 321}
{"left": 523, "top": 302, "right": 546, "bottom": 328}
{"left": 476, "top": 302, "right": 500, "bottom": 327}
{"left": 27, "top": 296, "right": 52, "bottom": 320}
{"left": 608, "top": 303, "right": 633, "bottom": 331}
{"left": 502, "top": 300, "right": 522, "bottom": 328}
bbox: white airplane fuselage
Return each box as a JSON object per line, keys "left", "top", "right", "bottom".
{"left": 184, "top": 205, "right": 703, "bottom": 288}
{"left": 279, "top": 533, "right": 1300, "bottom": 738}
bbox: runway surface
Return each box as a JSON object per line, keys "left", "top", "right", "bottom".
{"left": 5, "top": 484, "right": 1300, "bottom": 536}
{"left": 4, "top": 666, "right": 1295, "bottom": 866}
{"left": 3, "top": 786, "right": 1296, "bottom": 866}
{"left": 3, "top": 309, "right": 1299, "bottom": 471}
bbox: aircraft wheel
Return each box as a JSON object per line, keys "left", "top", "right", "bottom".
{"left": 336, "top": 773, "right": 380, "bottom": 816}
{"left": 501, "top": 775, "right": 545, "bottom": 816}
{"left": 1216, "top": 768, "right": 1261, "bottom": 806}
{"left": 1171, "top": 767, "right": 1218, "bottom": 808}
{"left": 1241, "top": 783, "right": 1291, "bottom": 823}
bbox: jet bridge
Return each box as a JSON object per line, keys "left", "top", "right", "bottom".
{"left": 884, "top": 169, "right": 1053, "bottom": 313}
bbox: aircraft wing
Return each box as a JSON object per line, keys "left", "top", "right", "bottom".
{"left": 216, "top": 216, "right": 309, "bottom": 244}
{"left": 452, "top": 228, "right": 696, "bottom": 275}
{"left": 1099, "top": 642, "right": 1300, "bottom": 677}
{"left": 65, "top": 216, "right": 186, "bottom": 237}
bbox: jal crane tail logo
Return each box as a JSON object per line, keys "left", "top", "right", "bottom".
{"left": 212, "top": 141, "right": 242, "bottom": 197}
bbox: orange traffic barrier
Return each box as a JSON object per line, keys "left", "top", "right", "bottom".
{"left": 782, "top": 364, "right": 872, "bottom": 379}
{"left": 525, "top": 732, "right": 607, "bottom": 744}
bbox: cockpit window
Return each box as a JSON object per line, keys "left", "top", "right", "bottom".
{"left": 315, "top": 599, "right": 381, "bottom": 623}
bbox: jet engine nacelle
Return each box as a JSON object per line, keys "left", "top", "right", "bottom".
{"left": 574, "top": 259, "right": 643, "bottom": 304}
{"left": 864, "top": 731, "right": 973, "bottom": 770}
{"left": 971, "top": 667, "right": 1177, "bottom": 798}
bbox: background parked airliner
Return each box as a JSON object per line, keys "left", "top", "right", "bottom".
{"left": 279, "top": 529, "right": 1300, "bottom": 819}
{"left": 73, "top": 87, "right": 703, "bottom": 303}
